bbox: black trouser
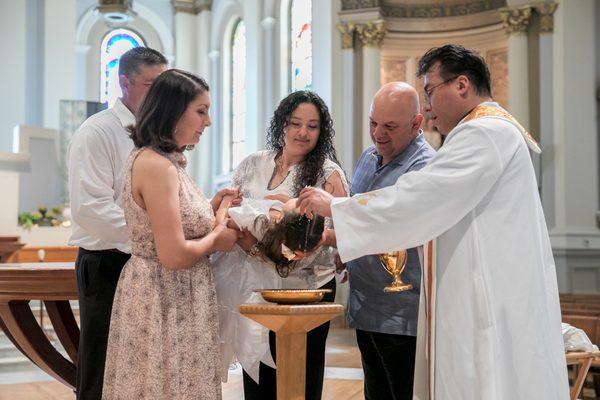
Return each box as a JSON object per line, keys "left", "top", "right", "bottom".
{"left": 242, "top": 278, "right": 336, "bottom": 400}
{"left": 355, "top": 329, "right": 417, "bottom": 400}
{"left": 75, "top": 248, "right": 129, "bottom": 400}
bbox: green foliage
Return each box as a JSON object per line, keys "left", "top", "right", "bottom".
{"left": 17, "top": 205, "right": 65, "bottom": 231}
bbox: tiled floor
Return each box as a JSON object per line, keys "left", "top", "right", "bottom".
{"left": 0, "top": 328, "right": 365, "bottom": 400}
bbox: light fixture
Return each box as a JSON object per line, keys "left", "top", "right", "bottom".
{"left": 96, "top": 0, "right": 137, "bottom": 28}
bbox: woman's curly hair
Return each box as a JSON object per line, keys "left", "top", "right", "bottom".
{"left": 266, "top": 90, "right": 341, "bottom": 196}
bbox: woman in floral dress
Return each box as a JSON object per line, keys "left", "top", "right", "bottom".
{"left": 102, "top": 69, "right": 239, "bottom": 399}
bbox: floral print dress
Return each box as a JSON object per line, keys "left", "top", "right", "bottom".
{"left": 102, "top": 148, "right": 221, "bottom": 400}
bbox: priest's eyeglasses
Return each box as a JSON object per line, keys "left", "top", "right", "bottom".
{"left": 424, "top": 76, "right": 459, "bottom": 102}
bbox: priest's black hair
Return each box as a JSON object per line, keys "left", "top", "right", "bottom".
{"left": 417, "top": 44, "right": 492, "bottom": 97}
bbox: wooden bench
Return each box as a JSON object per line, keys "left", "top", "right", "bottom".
{"left": 561, "top": 294, "right": 600, "bottom": 304}
{"left": 4, "top": 246, "right": 77, "bottom": 263}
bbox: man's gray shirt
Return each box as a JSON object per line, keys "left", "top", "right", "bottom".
{"left": 346, "top": 131, "right": 436, "bottom": 336}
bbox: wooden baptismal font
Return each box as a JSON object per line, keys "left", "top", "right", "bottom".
{"left": 240, "top": 301, "right": 344, "bottom": 400}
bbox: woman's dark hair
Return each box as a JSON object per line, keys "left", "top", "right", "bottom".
{"left": 130, "top": 69, "right": 209, "bottom": 152}
{"left": 258, "top": 212, "right": 325, "bottom": 277}
{"left": 417, "top": 44, "right": 492, "bottom": 97}
{"left": 266, "top": 90, "right": 341, "bottom": 196}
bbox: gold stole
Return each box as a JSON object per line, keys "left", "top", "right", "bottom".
{"left": 424, "top": 240, "right": 436, "bottom": 400}
{"left": 463, "top": 104, "right": 540, "bottom": 153}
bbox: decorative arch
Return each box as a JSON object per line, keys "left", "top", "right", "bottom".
{"left": 75, "top": 2, "right": 174, "bottom": 102}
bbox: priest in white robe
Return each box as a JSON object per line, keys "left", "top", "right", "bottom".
{"left": 298, "top": 44, "right": 569, "bottom": 400}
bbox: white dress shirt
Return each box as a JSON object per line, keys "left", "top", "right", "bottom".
{"left": 67, "top": 99, "right": 135, "bottom": 253}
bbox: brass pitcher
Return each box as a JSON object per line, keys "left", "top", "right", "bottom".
{"left": 379, "top": 250, "right": 413, "bottom": 292}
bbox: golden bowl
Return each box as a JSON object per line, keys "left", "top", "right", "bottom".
{"left": 255, "top": 289, "right": 333, "bottom": 305}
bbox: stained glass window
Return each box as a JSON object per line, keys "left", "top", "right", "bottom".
{"left": 100, "top": 29, "right": 145, "bottom": 107}
{"left": 230, "top": 20, "right": 246, "bottom": 171}
{"left": 290, "top": 0, "right": 312, "bottom": 91}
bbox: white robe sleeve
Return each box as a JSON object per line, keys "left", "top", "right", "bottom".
{"left": 332, "top": 121, "right": 505, "bottom": 263}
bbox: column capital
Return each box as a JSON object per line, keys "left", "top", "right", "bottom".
{"left": 500, "top": 6, "right": 533, "bottom": 36}
{"left": 355, "top": 20, "right": 386, "bottom": 48}
{"left": 171, "top": 0, "right": 211, "bottom": 14}
{"left": 336, "top": 22, "right": 356, "bottom": 50}
{"left": 534, "top": 2, "right": 558, "bottom": 34}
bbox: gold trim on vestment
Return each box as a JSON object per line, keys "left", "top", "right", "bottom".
{"left": 463, "top": 105, "right": 541, "bottom": 153}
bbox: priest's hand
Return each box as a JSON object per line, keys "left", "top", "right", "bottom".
{"left": 297, "top": 187, "right": 334, "bottom": 218}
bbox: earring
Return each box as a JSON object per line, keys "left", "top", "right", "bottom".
{"left": 185, "top": 144, "right": 195, "bottom": 151}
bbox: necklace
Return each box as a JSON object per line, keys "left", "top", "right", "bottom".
{"left": 268, "top": 155, "right": 292, "bottom": 190}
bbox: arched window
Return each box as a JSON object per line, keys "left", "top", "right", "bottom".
{"left": 100, "top": 29, "right": 145, "bottom": 107}
{"left": 226, "top": 20, "right": 246, "bottom": 172}
{"left": 289, "top": 0, "right": 312, "bottom": 91}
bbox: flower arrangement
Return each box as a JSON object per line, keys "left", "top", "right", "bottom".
{"left": 18, "top": 205, "right": 66, "bottom": 230}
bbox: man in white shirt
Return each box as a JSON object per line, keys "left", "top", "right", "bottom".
{"left": 298, "top": 44, "right": 569, "bottom": 399}
{"left": 67, "top": 47, "right": 167, "bottom": 400}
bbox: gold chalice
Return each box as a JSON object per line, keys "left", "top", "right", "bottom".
{"left": 379, "top": 250, "right": 413, "bottom": 293}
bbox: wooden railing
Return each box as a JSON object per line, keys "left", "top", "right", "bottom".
{"left": 0, "top": 263, "right": 77, "bottom": 387}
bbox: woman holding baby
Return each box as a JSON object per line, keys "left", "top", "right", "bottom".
{"left": 229, "top": 90, "right": 348, "bottom": 400}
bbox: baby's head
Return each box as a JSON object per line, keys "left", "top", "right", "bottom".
{"left": 258, "top": 212, "right": 324, "bottom": 276}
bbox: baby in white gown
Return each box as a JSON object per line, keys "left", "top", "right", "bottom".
{"left": 211, "top": 198, "right": 327, "bottom": 382}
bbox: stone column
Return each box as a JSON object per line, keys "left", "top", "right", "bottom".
{"left": 173, "top": 1, "right": 200, "bottom": 181}
{"left": 44, "top": 0, "right": 77, "bottom": 130}
{"left": 262, "top": 16, "right": 277, "bottom": 132}
{"left": 337, "top": 22, "right": 360, "bottom": 174}
{"left": 243, "top": 0, "right": 263, "bottom": 154}
{"left": 208, "top": 50, "right": 222, "bottom": 193}
{"left": 356, "top": 20, "right": 386, "bottom": 152}
{"left": 195, "top": 6, "right": 212, "bottom": 193}
{"left": 535, "top": 2, "right": 559, "bottom": 230}
{"left": 173, "top": 4, "right": 197, "bottom": 71}
{"left": 0, "top": 1, "right": 27, "bottom": 151}
{"left": 500, "top": 5, "right": 533, "bottom": 130}
{"left": 549, "top": 0, "right": 599, "bottom": 292}
{"left": 172, "top": 1, "right": 212, "bottom": 187}
{"left": 195, "top": 3, "right": 212, "bottom": 79}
